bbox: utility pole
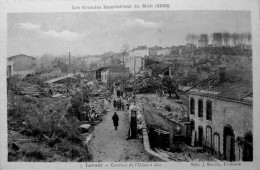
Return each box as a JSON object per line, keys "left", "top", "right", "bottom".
{"left": 69, "top": 51, "right": 71, "bottom": 74}
{"left": 134, "top": 56, "right": 136, "bottom": 105}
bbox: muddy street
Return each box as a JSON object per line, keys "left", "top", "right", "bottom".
{"left": 88, "top": 100, "right": 156, "bottom": 162}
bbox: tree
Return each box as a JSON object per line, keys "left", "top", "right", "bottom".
{"left": 38, "top": 54, "right": 54, "bottom": 69}
{"left": 231, "top": 33, "right": 239, "bottom": 46}
{"left": 185, "top": 33, "right": 198, "bottom": 48}
{"left": 161, "top": 76, "right": 179, "bottom": 99}
{"left": 246, "top": 32, "right": 252, "bottom": 45}
{"left": 222, "top": 32, "right": 231, "bottom": 46}
{"left": 7, "top": 75, "right": 23, "bottom": 94}
{"left": 89, "top": 62, "right": 98, "bottom": 70}
{"left": 238, "top": 33, "right": 246, "bottom": 45}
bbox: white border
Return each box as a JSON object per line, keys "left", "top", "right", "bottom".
{"left": 0, "top": 0, "right": 259, "bottom": 170}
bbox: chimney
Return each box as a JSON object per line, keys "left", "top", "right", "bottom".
{"left": 218, "top": 66, "right": 226, "bottom": 82}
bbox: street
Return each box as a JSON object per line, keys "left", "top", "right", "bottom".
{"left": 88, "top": 99, "right": 157, "bottom": 162}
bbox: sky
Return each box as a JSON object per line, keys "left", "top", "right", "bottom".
{"left": 8, "top": 11, "right": 251, "bottom": 57}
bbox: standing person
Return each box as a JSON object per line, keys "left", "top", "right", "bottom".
{"left": 112, "top": 112, "right": 119, "bottom": 130}
{"left": 121, "top": 99, "right": 124, "bottom": 111}
{"left": 119, "top": 99, "right": 122, "bottom": 111}
{"left": 113, "top": 99, "right": 116, "bottom": 109}
{"left": 116, "top": 99, "right": 120, "bottom": 111}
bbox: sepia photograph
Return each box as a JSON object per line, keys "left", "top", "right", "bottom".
{"left": 5, "top": 10, "right": 254, "bottom": 164}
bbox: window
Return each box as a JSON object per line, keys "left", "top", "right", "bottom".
{"left": 198, "top": 99, "right": 203, "bottom": 117}
{"left": 190, "top": 98, "right": 195, "bottom": 115}
{"left": 206, "top": 100, "right": 212, "bottom": 121}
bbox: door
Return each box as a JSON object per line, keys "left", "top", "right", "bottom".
{"left": 198, "top": 127, "right": 203, "bottom": 147}
{"left": 226, "top": 135, "right": 232, "bottom": 161}
{"left": 186, "top": 123, "right": 192, "bottom": 145}
{"left": 206, "top": 126, "right": 212, "bottom": 150}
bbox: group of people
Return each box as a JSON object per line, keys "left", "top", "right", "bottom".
{"left": 113, "top": 99, "right": 125, "bottom": 111}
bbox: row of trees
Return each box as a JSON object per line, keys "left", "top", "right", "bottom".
{"left": 185, "top": 32, "right": 252, "bottom": 47}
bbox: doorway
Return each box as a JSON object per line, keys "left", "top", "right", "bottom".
{"left": 198, "top": 126, "right": 203, "bottom": 147}
{"left": 223, "top": 125, "right": 235, "bottom": 161}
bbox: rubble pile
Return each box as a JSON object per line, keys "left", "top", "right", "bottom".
{"left": 154, "top": 148, "right": 191, "bottom": 162}
{"left": 20, "top": 84, "right": 49, "bottom": 97}
{"left": 142, "top": 95, "right": 188, "bottom": 122}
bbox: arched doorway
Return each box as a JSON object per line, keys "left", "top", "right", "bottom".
{"left": 223, "top": 125, "right": 235, "bottom": 161}
{"left": 189, "top": 120, "right": 195, "bottom": 146}
{"left": 206, "top": 126, "right": 212, "bottom": 152}
{"left": 243, "top": 132, "right": 253, "bottom": 161}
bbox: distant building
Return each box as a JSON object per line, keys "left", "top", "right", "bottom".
{"left": 83, "top": 56, "right": 101, "bottom": 67}
{"left": 186, "top": 43, "right": 196, "bottom": 50}
{"left": 38, "top": 65, "right": 63, "bottom": 80}
{"left": 149, "top": 46, "right": 170, "bottom": 56}
{"left": 100, "top": 66, "right": 129, "bottom": 86}
{"left": 177, "top": 45, "right": 187, "bottom": 55}
{"left": 7, "top": 54, "right": 36, "bottom": 78}
{"left": 157, "top": 47, "right": 170, "bottom": 56}
{"left": 198, "top": 34, "right": 209, "bottom": 48}
{"left": 186, "top": 68, "right": 253, "bottom": 161}
{"left": 212, "top": 33, "right": 223, "bottom": 47}
{"left": 125, "top": 57, "right": 145, "bottom": 75}
{"left": 128, "top": 45, "right": 149, "bottom": 59}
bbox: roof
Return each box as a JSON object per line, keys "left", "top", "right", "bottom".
{"left": 186, "top": 69, "right": 252, "bottom": 105}
{"left": 89, "top": 66, "right": 110, "bottom": 72}
{"left": 45, "top": 73, "right": 76, "bottom": 84}
{"left": 133, "top": 45, "right": 148, "bottom": 50}
{"left": 8, "top": 54, "right": 36, "bottom": 60}
{"left": 108, "top": 66, "right": 128, "bottom": 73}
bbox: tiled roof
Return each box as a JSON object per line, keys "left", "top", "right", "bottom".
{"left": 8, "top": 54, "right": 35, "bottom": 60}
{"left": 187, "top": 69, "right": 252, "bottom": 104}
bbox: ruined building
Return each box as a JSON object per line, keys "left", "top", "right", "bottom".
{"left": 187, "top": 68, "right": 253, "bottom": 161}
{"left": 198, "top": 34, "right": 209, "bottom": 48}
{"left": 7, "top": 54, "right": 36, "bottom": 78}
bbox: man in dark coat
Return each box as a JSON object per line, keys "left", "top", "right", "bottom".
{"left": 112, "top": 112, "right": 119, "bottom": 130}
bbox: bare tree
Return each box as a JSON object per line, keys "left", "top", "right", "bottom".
{"left": 209, "top": 33, "right": 214, "bottom": 45}
{"left": 238, "top": 33, "right": 247, "bottom": 45}
{"left": 122, "top": 44, "right": 129, "bottom": 53}
{"left": 246, "top": 32, "right": 252, "bottom": 45}
{"left": 185, "top": 33, "right": 198, "bottom": 49}
{"left": 222, "top": 32, "right": 231, "bottom": 46}
{"left": 231, "top": 33, "right": 239, "bottom": 46}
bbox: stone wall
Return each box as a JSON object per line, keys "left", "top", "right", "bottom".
{"left": 189, "top": 94, "right": 253, "bottom": 161}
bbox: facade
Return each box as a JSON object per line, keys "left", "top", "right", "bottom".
{"left": 83, "top": 56, "right": 101, "bottom": 67}
{"left": 198, "top": 34, "right": 209, "bottom": 48}
{"left": 157, "top": 48, "right": 170, "bottom": 56}
{"left": 125, "top": 57, "right": 145, "bottom": 75}
{"left": 187, "top": 69, "right": 253, "bottom": 161}
{"left": 7, "top": 54, "right": 36, "bottom": 78}
{"left": 93, "top": 66, "right": 129, "bottom": 86}
{"left": 212, "top": 33, "right": 223, "bottom": 47}
{"left": 128, "top": 46, "right": 149, "bottom": 59}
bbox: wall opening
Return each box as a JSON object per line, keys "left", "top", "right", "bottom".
{"left": 223, "top": 125, "right": 236, "bottom": 161}
{"left": 198, "top": 126, "right": 203, "bottom": 147}
{"left": 243, "top": 132, "right": 253, "bottom": 161}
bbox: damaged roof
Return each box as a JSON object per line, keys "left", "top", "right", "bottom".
{"left": 187, "top": 69, "right": 252, "bottom": 105}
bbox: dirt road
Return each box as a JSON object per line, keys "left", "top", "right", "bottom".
{"left": 89, "top": 100, "right": 156, "bottom": 162}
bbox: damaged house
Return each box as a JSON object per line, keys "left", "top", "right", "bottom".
{"left": 7, "top": 54, "right": 36, "bottom": 78}
{"left": 186, "top": 67, "right": 253, "bottom": 161}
